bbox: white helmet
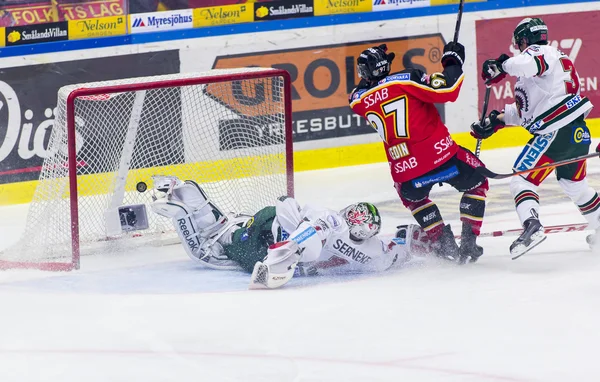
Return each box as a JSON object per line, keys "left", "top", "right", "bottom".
{"left": 341, "top": 202, "right": 382, "bottom": 242}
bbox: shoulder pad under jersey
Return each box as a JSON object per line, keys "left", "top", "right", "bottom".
{"left": 523, "top": 45, "right": 543, "bottom": 56}
{"left": 350, "top": 88, "right": 368, "bottom": 102}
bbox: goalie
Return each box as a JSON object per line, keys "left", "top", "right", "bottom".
{"left": 149, "top": 176, "right": 431, "bottom": 290}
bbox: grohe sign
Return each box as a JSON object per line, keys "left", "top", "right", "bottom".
{"left": 211, "top": 34, "right": 446, "bottom": 143}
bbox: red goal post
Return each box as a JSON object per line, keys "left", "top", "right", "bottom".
{"left": 0, "top": 68, "right": 294, "bottom": 271}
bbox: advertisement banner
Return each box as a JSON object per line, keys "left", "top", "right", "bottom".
{"left": 430, "top": 0, "right": 484, "bottom": 4}
{"left": 0, "top": 0, "right": 126, "bottom": 27}
{"left": 373, "top": 0, "right": 430, "bottom": 11}
{"left": 0, "top": 51, "right": 181, "bottom": 185}
{"left": 211, "top": 34, "right": 446, "bottom": 143}
{"left": 5, "top": 21, "right": 68, "bottom": 46}
{"left": 476, "top": 11, "right": 600, "bottom": 119}
{"left": 0, "top": 28, "right": 4, "bottom": 47}
{"left": 193, "top": 4, "right": 254, "bottom": 27}
{"left": 68, "top": 15, "right": 127, "bottom": 40}
{"left": 314, "top": 0, "right": 371, "bottom": 15}
{"left": 254, "top": 0, "right": 314, "bottom": 21}
{"left": 129, "top": 9, "right": 193, "bottom": 33}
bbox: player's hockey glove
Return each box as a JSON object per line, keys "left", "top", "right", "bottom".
{"left": 470, "top": 110, "right": 505, "bottom": 139}
{"left": 441, "top": 42, "right": 465, "bottom": 68}
{"left": 481, "top": 54, "right": 509, "bottom": 84}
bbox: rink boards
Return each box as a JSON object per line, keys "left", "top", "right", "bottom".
{"left": 0, "top": 1, "right": 600, "bottom": 205}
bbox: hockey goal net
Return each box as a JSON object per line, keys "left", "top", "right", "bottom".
{"left": 0, "top": 68, "right": 293, "bottom": 271}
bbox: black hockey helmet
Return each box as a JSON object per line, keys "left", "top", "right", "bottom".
{"left": 513, "top": 17, "right": 548, "bottom": 48}
{"left": 357, "top": 44, "right": 395, "bottom": 83}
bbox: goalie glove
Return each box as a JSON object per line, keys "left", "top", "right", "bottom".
{"left": 385, "top": 224, "right": 431, "bottom": 269}
{"left": 470, "top": 110, "right": 505, "bottom": 140}
{"left": 395, "top": 224, "right": 431, "bottom": 256}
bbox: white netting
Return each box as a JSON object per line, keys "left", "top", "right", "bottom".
{"left": 1, "top": 68, "right": 291, "bottom": 269}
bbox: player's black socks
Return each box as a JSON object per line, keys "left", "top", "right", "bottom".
{"left": 409, "top": 199, "right": 445, "bottom": 239}
{"left": 459, "top": 184, "right": 487, "bottom": 236}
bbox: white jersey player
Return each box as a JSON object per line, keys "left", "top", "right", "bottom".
{"left": 471, "top": 17, "right": 600, "bottom": 257}
{"left": 149, "top": 176, "right": 430, "bottom": 289}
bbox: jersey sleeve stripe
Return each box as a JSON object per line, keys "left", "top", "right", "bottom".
{"left": 534, "top": 55, "right": 549, "bottom": 76}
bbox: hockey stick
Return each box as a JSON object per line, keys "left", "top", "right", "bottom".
{"left": 475, "top": 83, "right": 491, "bottom": 157}
{"left": 451, "top": 0, "right": 465, "bottom": 43}
{"left": 475, "top": 151, "right": 600, "bottom": 180}
{"left": 455, "top": 222, "right": 589, "bottom": 240}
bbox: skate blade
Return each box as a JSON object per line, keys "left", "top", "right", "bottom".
{"left": 511, "top": 235, "right": 547, "bottom": 260}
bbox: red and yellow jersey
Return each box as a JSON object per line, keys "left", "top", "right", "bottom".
{"left": 349, "top": 67, "right": 464, "bottom": 183}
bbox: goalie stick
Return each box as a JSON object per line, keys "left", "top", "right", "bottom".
{"left": 475, "top": 151, "right": 600, "bottom": 180}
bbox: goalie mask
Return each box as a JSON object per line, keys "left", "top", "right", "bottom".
{"left": 341, "top": 202, "right": 382, "bottom": 242}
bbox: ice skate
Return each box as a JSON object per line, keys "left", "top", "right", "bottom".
{"left": 510, "top": 218, "right": 546, "bottom": 260}
{"left": 458, "top": 224, "right": 483, "bottom": 264}
{"left": 586, "top": 229, "right": 600, "bottom": 251}
{"left": 431, "top": 225, "right": 460, "bottom": 262}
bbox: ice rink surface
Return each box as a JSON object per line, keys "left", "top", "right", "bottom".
{"left": 2, "top": 146, "right": 600, "bottom": 381}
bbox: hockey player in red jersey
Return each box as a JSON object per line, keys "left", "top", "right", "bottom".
{"left": 349, "top": 43, "right": 489, "bottom": 263}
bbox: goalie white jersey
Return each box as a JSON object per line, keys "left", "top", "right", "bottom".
{"left": 273, "top": 198, "right": 408, "bottom": 276}
{"left": 502, "top": 44, "right": 593, "bottom": 134}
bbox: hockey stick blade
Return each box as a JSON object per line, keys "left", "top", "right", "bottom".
{"left": 454, "top": 223, "right": 589, "bottom": 240}
{"left": 475, "top": 152, "right": 600, "bottom": 180}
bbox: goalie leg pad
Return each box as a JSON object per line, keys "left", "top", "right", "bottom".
{"left": 172, "top": 180, "right": 228, "bottom": 238}
{"left": 249, "top": 240, "right": 301, "bottom": 290}
{"left": 151, "top": 198, "right": 242, "bottom": 269}
{"left": 151, "top": 180, "right": 229, "bottom": 237}
{"left": 151, "top": 198, "right": 204, "bottom": 262}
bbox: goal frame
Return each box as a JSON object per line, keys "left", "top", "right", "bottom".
{"left": 1, "top": 69, "right": 294, "bottom": 272}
